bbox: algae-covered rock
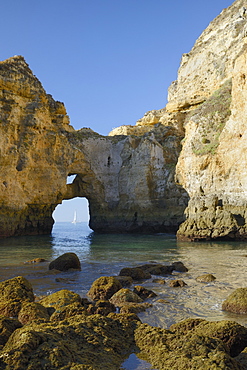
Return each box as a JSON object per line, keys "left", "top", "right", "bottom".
{"left": 114, "top": 275, "right": 133, "bottom": 287}
{"left": 196, "top": 274, "right": 216, "bottom": 283}
{"left": 0, "top": 276, "right": 34, "bottom": 302}
{"left": 39, "top": 289, "right": 81, "bottom": 313}
{"left": 119, "top": 302, "right": 153, "bottom": 314}
{"left": 222, "top": 288, "right": 247, "bottom": 314}
{"left": 49, "top": 252, "right": 81, "bottom": 271}
{"left": 109, "top": 288, "right": 143, "bottom": 305}
{"left": 0, "top": 276, "right": 34, "bottom": 317}
{"left": 135, "top": 321, "right": 245, "bottom": 370}
{"left": 87, "top": 300, "right": 115, "bottom": 316}
{"left": 18, "top": 302, "right": 50, "bottom": 324}
{"left": 119, "top": 267, "right": 151, "bottom": 280}
{"left": 138, "top": 263, "right": 174, "bottom": 276}
{"left": 50, "top": 301, "right": 88, "bottom": 322}
{"left": 1, "top": 313, "right": 138, "bottom": 370}
{"left": 133, "top": 285, "right": 157, "bottom": 299}
{"left": 0, "top": 316, "right": 22, "bottom": 346}
{"left": 87, "top": 276, "right": 122, "bottom": 301}
{"left": 170, "top": 318, "right": 247, "bottom": 358}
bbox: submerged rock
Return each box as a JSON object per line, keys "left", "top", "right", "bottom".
{"left": 49, "top": 252, "right": 81, "bottom": 271}
{"left": 133, "top": 285, "right": 157, "bottom": 299}
{"left": 119, "top": 267, "right": 151, "bottom": 280}
{"left": 196, "top": 273, "right": 216, "bottom": 283}
{"left": 222, "top": 287, "right": 247, "bottom": 314}
{"left": 169, "top": 279, "right": 187, "bottom": 287}
{"left": 87, "top": 276, "right": 122, "bottom": 301}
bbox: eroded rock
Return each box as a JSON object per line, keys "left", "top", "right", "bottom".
{"left": 222, "top": 287, "right": 247, "bottom": 314}
{"left": 49, "top": 252, "right": 81, "bottom": 271}
{"left": 87, "top": 276, "right": 122, "bottom": 301}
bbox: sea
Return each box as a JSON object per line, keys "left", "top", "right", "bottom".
{"left": 1, "top": 221, "right": 247, "bottom": 369}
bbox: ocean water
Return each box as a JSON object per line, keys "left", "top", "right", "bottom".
{"left": 1, "top": 222, "right": 247, "bottom": 369}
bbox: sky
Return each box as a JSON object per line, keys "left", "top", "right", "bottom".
{"left": 1, "top": 0, "right": 234, "bottom": 222}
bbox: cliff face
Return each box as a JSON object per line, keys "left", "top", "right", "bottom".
{"left": 2, "top": 0, "right": 247, "bottom": 239}
{"left": 0, "top": 56, "right": 187, "bottom": 237}
{"left": 172, "top": 0, "right": 247, "bottom": 240}
{"left": 109, "top": 0, "right": 247, "bottom": 240}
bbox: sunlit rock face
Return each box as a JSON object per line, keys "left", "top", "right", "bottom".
{"left": 172, "top": 0, "right": 247, "bottom": 241}
{"left": 2, "top": 0, "right": 247, "bottom": 239}
{"left": 109, "top": 0, "right": 247, "bottom": 241}
{"left": 0, "top": 56, "right": 187, "bottom": 237}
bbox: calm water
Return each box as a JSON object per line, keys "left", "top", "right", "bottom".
{"left": 0, "top": 222, "right": 247, "bottom": 368}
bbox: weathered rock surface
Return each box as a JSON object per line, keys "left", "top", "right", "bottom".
{"left": 2, "top": 1, "right": 247, "bottom": 239}
{"left": 0, "top": 56, "right": 187, "bottom": 237}
{"left": 222, "top": 287, "right": 247, "bottom": 314}
{"left": 0, "top": 276, "right": 247, "bottom": 369}
{"left": 87, "top": 276, "right": 122, "bottom": 301}
{"left": 135, "top": 318, "right": 247, "bottom": 369}
{"left": 0, "top": 276, "right": 34, "bottom": 317}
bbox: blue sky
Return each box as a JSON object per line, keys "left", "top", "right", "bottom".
{"left": 1, "top": 0, "right": 233, "bottom": 222}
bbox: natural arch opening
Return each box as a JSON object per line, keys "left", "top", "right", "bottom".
{"left": 52, "top": 197, "right": 90, "bottom": 224}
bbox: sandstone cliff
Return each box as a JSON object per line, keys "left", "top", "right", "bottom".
{"left": 2, "top": 0, "right": 247, "bottom": 239}
{"left": 0, "top": 56, "right": 187, "bottom": 237}
{"left": 109, "top": 0, "right": 247, "bottom": 241}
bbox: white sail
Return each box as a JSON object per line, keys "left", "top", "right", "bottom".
{"left": 72, "top": 211, "right": 77, "bottom": 224}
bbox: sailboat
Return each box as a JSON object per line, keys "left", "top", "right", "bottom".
{"left": 72, "top": 211, "right": 77, "bottom": 224}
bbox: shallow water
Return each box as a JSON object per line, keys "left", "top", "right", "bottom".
{"left": 1, "top": 222, "right": 247, "bottom": 368}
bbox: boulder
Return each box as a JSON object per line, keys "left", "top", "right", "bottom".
{"left": 138, "top": 263, "right": 174, "bottom": 275}
{"left": 114, "top": 275, "right": 133, "bottom": 287}
{"left": 49, "top": 252, "right": 81, "bottom": 271}
{"left": 135, "top": 318, "right": 247, "bottom": 369}
{"left": 169, "top": 279, "right": 187, "bottom": 287}
{"left": 170, "top": 318, "right": 247, "bottom": 358}
{"left": 119, "top": 267, "right": 151, "bottom": 280}
{"left": 18, "top": 302, "right": 50, "bottom": 325}
{"left": 50, "top": 301, "right": 88, "bottom": 322}
{"left": 0, "top": 276, "right": 34, "bottom": 317}
{"left": 0, "top": 314, "right": 138, "bottom": 370}
{"left": 171, "top": 261, "right": 188, "bottom": 272}
{"left": 87, "top": 300, "right": 116, "bottom": 316}
{"left": 196, "top": 274, "right": 216, "bottom": 283}
{"left": 222, "top": 287, "right": 247, "bottom": 314}
{"left": 39, "top": 289, "right": 81, "bottom": 314}
{"left": 133, "top": 285, "right": 157, "bottom": 299}
{"left": 0, "top": 316, "right": 22, "bottom": 346}
{"left": 87, "top": 276, "right": 122, "bottom": 301}
{"left": 109, "top": 288, "right": 143, "bottom": 305}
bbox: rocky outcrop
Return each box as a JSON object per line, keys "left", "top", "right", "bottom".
{"left": 2, "top": 0, "right": 247, "bottom": 239}
{"left": 0, "top": 56, "right": 187, "bottom": 237}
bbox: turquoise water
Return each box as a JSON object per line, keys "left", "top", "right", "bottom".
{"left": 0, "top": 222, "right": 247, "bottom": 368}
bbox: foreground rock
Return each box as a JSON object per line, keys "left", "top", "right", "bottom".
{"left": 49, "top": 252, "right": 81, "bottom": 271}
{"left": 222, "top": 287, "right": 247, "bottom": 314}
{"left": 135, "top": 318, "right": 247, "bottom": 369}
{"left": 0, "top": 276, "right": 34, "bottom": 317}
{"left": 87, "top": 276, "right": 122, "bottom": 300}
{"left": 0, "top": 314, "right": 138, "bottom": 370}
{"left": 0, "top": 276, "right": 247, "bottom": 369}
